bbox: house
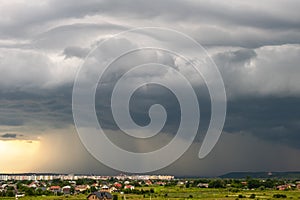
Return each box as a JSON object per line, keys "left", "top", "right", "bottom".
{"left": 197, "top": 183, "right": 209, "bottom": 188}
{"left": 114, "top": 182, "right": 122, "bottom": 189}
{"left": 28, "top": 181, "right": 38, "bottom": 188}
{"left": 92, "top": 183, "right": 99, "bottom": 188}
{"left": 277, "top": 184, "right": 291, "bottom": 191}
{"left": 62, "top": 186, "right": 71, "bottom": 195}
{"left": 124, "top": 185, "right": 134, "bottom": 190}
{"left": 155, "top": 181, "right": 166, "bottom": 186}
{"left": 15, "top": 193, "right": 25, "bottom": 198}
{"left": 1, "top": 184, "right": 8, "bottom": 190}
{"left": 241, "top": 181, "right": 247, "bottom": 186}
{"left": 49, "top": 185, "right": 61, "bottom": 193}
{"left": 145, "top": 180, "right": 152, "bottom": 185}
{"left": 69, "top": 181, "right": 76, "bottom": 186}
{"left": 109, "top": 186, "right": 118, "bottom": 193}
{"left": 101, "top": 185, "right": 109, "bottom": 191}
{"left": 177, "top": 181, "right": 184, "bottom": 186}
{"left": 297, "top": 184, "right": 300, "bottom": 190}
{"left": 75, "top": 185, "right": 90, "bottom": 193}
{"left": 87, "top": 191, "right": 113, "bottom": 200}
{"left": 49, "top": 185, "right": 61, "bottom": 195}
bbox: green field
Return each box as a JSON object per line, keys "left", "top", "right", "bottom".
{"left": 1, "top": 187, "right": 300, "bottom": 200}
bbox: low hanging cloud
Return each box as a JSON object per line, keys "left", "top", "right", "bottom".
{"left": 1, "top": 133, "right": 17, "bottom": 139}
{"left": 0, "top": 132, "right": 29, "bottom": 140}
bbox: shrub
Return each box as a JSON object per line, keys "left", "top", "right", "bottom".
{"left": 113, "top": 194, "right": 118, "bottom": 200}
{"left": 273, "top": 194, "right": 287, "bottom": 198}
{"left": 230, "top": 188, "right": 240, "bottom": 193}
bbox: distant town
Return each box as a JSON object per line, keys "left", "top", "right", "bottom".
{"left": 0, "top": 173, "right": 174, "bottom": 181}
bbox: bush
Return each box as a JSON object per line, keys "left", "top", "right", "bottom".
{"left": 249, "top": 194, "right": 256, "bottom": 199}
{"left": 6, "top": 190, "right": 15, "bottom": 197}
{"left": 113, "top": 194, "right": 118, "bottom": 200}
{"left": 238, "top": 194, "right": 245, "bottom": 198}
{"left": 229, "top": 188, "right": 240, "bottom": 193}
{"left": 273, "top": 194, "right": 287, "bottom": 198}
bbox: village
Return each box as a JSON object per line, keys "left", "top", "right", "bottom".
{"left": 0, "top": 173, "right": 174, "bottom": 198}
{"left": 0, "top": 173, "right": 300, "bottom": 199}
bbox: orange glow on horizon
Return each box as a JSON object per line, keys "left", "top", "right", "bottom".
{"left": 0, "top": 140, "right": 40, "bottom": 173}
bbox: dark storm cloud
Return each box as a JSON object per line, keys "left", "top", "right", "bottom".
{"left": 0, "top": 116, "right": 24, "bottom": 126}
{"left": 1, "top": 133, "right": 17, "bottom": 138}
{"left": 0, "top": 86, "right": 73, "bottom": 132}
{"left": 224, "top": 97, "right": 300, "bottom": 149}
{"left": 0, "top": 132, "right": 27, "bottom": 140}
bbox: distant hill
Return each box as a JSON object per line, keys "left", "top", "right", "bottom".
{"left": 220, "top": 171, "right": 300, "bottom": 179}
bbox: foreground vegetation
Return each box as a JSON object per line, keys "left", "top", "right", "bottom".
{"left": 0, "top": 186, "right": 300, "bottom": 200}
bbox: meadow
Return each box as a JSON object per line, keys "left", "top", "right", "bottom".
{"left": 1, "top": 186, "right": 299, "bottom": 200}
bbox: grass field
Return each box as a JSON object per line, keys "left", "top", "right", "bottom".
{"left": 0, "top": 187, "right": 299, "bottom": 200}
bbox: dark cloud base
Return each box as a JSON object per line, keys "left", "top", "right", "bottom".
{"left": 1, "top": 85, "right": 299, "bottom": 152}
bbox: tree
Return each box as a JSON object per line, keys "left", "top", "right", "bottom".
{"left": 24, "top": 187, "right": 35, "bottom": 196}
{"left": 247, "top": 179, "right": 261, "bottom": 189}
{"left": 208, "top": 180, "right": 224, "bottom": 188}
{"left": 91, "top": 186, "right": 97, "bottom": 192}
{"left": 185, "top": 182, "right": 190, "bottom": 188}
{"left": 263, "top": 179, "right": 275, "bottom": 188}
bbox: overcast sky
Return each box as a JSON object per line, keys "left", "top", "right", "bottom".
{"left": 0, "top": 0, "right": 300, "bottom": 176}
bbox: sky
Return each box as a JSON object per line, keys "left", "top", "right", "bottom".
{"left": 0, "top": 0, "right": 300, "bottom": 177}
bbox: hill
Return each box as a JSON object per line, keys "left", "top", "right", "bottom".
{"left": 220, "top": 171, "right": 300, "bottom": 179}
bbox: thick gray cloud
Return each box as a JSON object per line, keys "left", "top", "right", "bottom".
{"left": 0, "top": 0, "right": 299, "bottom": 176}
{"left": 1, "top": 0, "right": 300, "bottom": 47}
{"left": 213, "top": 44, "right": 300, "bottom": 98}
{"left": 63, "top": 46, "right": 89, "bottom": 59}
